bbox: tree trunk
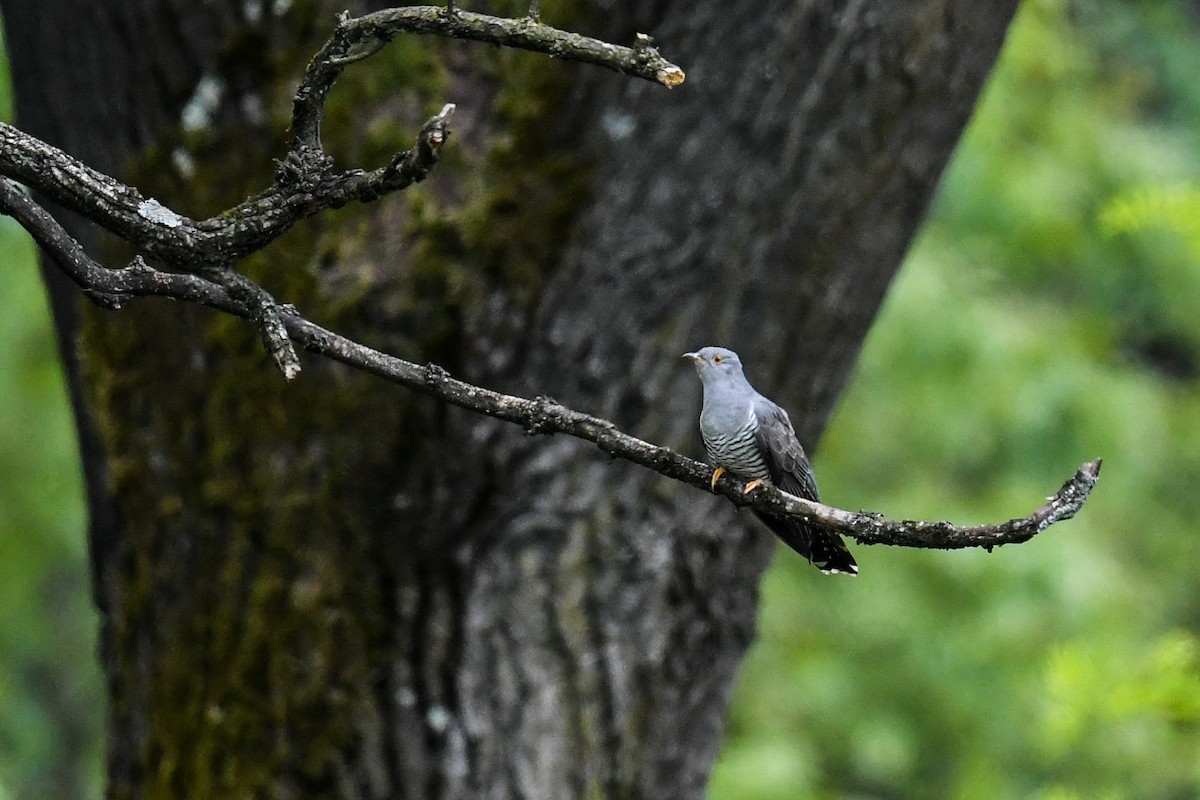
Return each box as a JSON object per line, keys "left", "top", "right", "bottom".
{"left": 1, "top": 0, "right": 1018, "bottom": 797}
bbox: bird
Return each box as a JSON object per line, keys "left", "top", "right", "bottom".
{"left": 683, "top": 346, "right": 858, "bottom": 575}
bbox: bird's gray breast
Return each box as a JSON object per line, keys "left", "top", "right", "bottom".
{"left": 700, "top": 400, "right": 770, "bottom": 481}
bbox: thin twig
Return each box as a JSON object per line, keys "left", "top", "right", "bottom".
{"left": 0, "top": 176, "right": 1100, "bottom": 550}
{"left": 206, "top": 267, "right": 302, "bottom": 380}
{"left": 290, "top": 6, "right": 683, "bottom": 152}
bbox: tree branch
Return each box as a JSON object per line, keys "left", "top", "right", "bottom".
{"left": 0, "top": 103, "right": 458, "bottom": 270}
{"left": 0, "top": 6, "right": 1097, "bottom": 553}
{"left": 0, "top": 98, "right": 457, "bottom": 378}
{"left": 0, "top": 7, "right": 680, "bottom": 378}
{"left": 0, "top": 176, "right": 1100, "bottom": 551}
{"left": 750, "top": 459, "right": 1102, "bottom": 551}
{"left": 0, "top": 5, "right": 684, "bottom": 269}
{"left": 290, "top": 6, "right": 684, "bottom": 154}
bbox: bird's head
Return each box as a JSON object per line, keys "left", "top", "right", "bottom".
{"left": 683, "top": 346, "right": 745, "bottom": 384}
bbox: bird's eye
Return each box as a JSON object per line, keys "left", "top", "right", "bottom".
{"left": 712, "top": 354, "right": 724, "bottom": 364}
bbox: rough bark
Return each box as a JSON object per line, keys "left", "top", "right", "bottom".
{"left": 2, "top": 0, "right": 1019, "bottom": 798}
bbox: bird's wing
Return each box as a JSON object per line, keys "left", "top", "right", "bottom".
{"left": 752, "top": 395, "right": 818, "bottom": 501}
{"left": 751, "top": 394, "right": 857, "bottom": 575}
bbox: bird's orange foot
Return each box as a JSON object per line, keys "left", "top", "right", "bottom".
{"left": 742, "top": 479, "right": 764, "bottom": 495}
{"left": 710, "top": 466, "right": 726, "bottom": 491}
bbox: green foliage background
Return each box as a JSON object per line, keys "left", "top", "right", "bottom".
{"left": 1, "top": 0, "right": 1198, "bottom": 797}
{"left": 0, "top": 20, "right": 99, "bottom": 799}
{"left": 713, "top": 1, "right": 1200, "bottom": 798}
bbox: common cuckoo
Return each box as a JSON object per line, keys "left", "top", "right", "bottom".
{"left": 684, "top": 346, "right": 858, "bottom": 575}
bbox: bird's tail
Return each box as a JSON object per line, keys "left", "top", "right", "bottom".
{"left": 757, "top": 513, "right": 858, "bottom": 575}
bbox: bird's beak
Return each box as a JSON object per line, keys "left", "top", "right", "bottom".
{"left": 682, "top": 352, "right": 701, "bottom": 363}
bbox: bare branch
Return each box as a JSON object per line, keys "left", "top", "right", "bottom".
{"left": 208, "top": 268, "right": 302, "bottom": 380}
{"left": 0, "top": 93, "right": 456, "bottom": 379}
{"left": 0, "top": 180, "right": 241, "bottom": 313}
{"left": 0, "top": 5, "right": 1096, "bottom": 554}
{"left": 290, "top": 6, "right": 683, "bottom": 152}
{"left": 747, "top": 460, "right": 1102, "bottom": 550}
{"left": 0, "top": 104, "right": 458, "bottom": 270}
{"left": 0, "top": 176, "right": 1100, "bottom": 551}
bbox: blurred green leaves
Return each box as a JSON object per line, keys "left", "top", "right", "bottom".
{"left": 1101, "top": 185, "right": 1200, "bottom": 259}
{"left": 0, "top": 216, "right": 99, "bottom": 799}
{"left": 1038, "top": 629, "right": 1200, "bottom": 797}
{"left": 0, "top": 25, "right": 99, "bottom": 800}
{"left": 713, "top": 0, "right": 1200, "bottom": 798}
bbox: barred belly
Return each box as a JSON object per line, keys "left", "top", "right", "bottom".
{"left": 702, "top": 419, "right": 769, "bottom": 481}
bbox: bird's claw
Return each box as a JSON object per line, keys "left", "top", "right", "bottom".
{"left": 742, "top": 479, "right": 764, "bottom": 495}
{"left": 710, "top": 466, "right": 726, "bottom": 491}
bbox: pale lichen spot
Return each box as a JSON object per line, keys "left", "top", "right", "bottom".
{"left": 137, "top": 198, "right": 184, "bottom": 228}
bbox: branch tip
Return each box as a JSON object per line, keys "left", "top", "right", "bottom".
{"left": 656, "top": 65, "right": 686, "bottom": 88}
